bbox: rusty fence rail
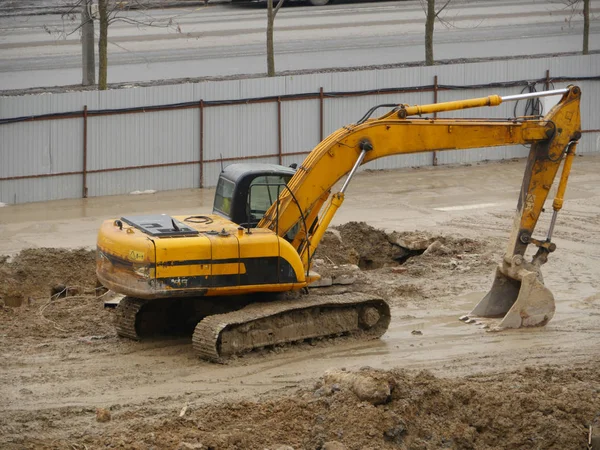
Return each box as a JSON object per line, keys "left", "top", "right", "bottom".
{"left": 1, "top": 71, "right": 599, "bottom": 203}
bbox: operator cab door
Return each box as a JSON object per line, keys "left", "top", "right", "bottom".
{"left": 241, "top": 176, "right": 290, "bottom": 285}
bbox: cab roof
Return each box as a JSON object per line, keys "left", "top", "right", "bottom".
{"left": 220, "top": 163, "right": 296, "bottom": 184}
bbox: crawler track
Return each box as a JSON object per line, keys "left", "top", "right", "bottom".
{"left": 114, "top": 296, "right": 200, "bottom": 339}
{"left": 192, "top": 293, "right": 391, "bottom": 362}
{"left": 114, "top": 296, "right": 145, "bottom": 340}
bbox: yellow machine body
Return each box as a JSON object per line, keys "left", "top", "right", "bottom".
{"left": 97, "top": 214, "right": 312, "bottom": 299}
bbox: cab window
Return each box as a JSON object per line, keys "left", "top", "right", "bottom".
{"left": 214, "top": 177, "right": 235, "bottom": 216}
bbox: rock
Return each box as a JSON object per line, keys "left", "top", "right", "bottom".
{"left": 322, "top": 442, "right": 347, "bottom": 450}
{"left": 322, "top": 370, "right": 394, "bottom": 405}
{"left": 423, "top": 240, "right": 451, "bottom": 256}
{"left": 309, "top": 277, "right": 333, "bottom": 288}
{"left": 179, "top": 404, "right": 188, "bottom": 417}
{"left": 177, "top": 442, "right": 203, "bottom": 450}
{"left": 273, "top": 446, "right": 295, "bottom": 450}
{"left": 19, "top": 388, "right": 33, "bottom": 395}
{"left": 352, "top": 376, "right": 391, "bottom": 405}
{"left": 391, "top": 267, "right": 408, "bottom": 274}
{"left": 314, "top": 386, "right": 333, "bottom": 398}
{"left": 395, "top": 234, "right": 431, "bottom": 251}
{"left": 411, "top": 330, "right": 423, "bottom": 335}
{"left": 384, "top": 419, "right": 407, "bottom": 444}
{"left": 96, "top": 408, "right": 111, "bottom": 423}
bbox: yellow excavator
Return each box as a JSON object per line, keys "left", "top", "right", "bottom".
{"left": 97, "top": 85, "right": 581, "bottom": 361}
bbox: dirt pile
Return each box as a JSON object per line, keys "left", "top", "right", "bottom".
{"left": 9, "top": 365, "right": 597, "bottom": 450}
{"left": 0, "top": 248, "right": 97, "bottom": 301}
{"left": 313, "top": 222, "right": 497, "bottom": 304}
{"left": 315, "top": 221, "right": 490, "bottom": 270}
{"left": 0, "top": 248, "right": 113, "bottom": 340}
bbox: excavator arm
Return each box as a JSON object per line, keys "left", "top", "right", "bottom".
{"left": 259, "top": 85, "right": 582, "bottom": 329}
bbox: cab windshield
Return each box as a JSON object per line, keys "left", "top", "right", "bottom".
{"left": 247, "top": 175, "right": 291, "bottom": 223}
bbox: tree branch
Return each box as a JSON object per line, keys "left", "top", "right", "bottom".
{"left": 274, "top": 0, "right": 286, "bottom": 18}
{"left": 435, "top": 0, "right": 452, "bottom": 18}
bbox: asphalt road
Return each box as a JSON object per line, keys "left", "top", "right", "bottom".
{"left": 0, "top": 0, "right": 598, "bottom": 91}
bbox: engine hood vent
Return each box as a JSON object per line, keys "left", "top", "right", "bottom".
{"left": 121, "top": 215, "right": 199, "bottom": 237}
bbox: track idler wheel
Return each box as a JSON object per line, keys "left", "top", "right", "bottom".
{"left": 359, "top": 306, "right": 381, "bottom": 329}
{"left": 464, "top": 255, "right": 555, "bottom": 330}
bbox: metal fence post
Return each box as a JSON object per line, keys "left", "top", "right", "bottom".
{"left": 277, "top": 96, "right": 283, "bottom": 165}
{"left": 319, "top": 87, "right": 324, "bottom": 141}
{"left": 433, "top": 76, "right": 439, "bottom": 166}
{"left": 199, "top": 100, "right": 204, "bottom": 188}
{"left": 82, "top": 105, "right": 88, "bottom": 198}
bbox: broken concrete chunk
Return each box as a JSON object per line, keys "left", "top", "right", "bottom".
{"left": 395, "top": 234, "right": 432, "bottom": 251}
{"left": 309, "top": 277, "right": 333, "bottom": 288}
{"left": 423, "top": 240, "right": 451, "bottom": 256}
{"left": 322, "top": 370, "right": 394, "bottom": 405}
{"left": 177, "top": 442, "right": 203, "bottom": 450}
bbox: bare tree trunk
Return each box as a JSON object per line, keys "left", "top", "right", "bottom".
{"left": 98, "top": 0, "right": 109, "bottom": 90}
{"left": 425, "top": 0, "right": 435, "bottom": 66}
{"left": 583, "top": 0, "right": 589, "bottom": 54}
{"left": 267, "top": 0, "right": 276, "bottom": 76}
{"left": 81, "top": 0, "right": 95, "bottom": 86}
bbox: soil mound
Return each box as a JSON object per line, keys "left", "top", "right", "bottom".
{"left": 315, "top": 222, "right": 489, "bottom": 270}
{"left": 0, "top": 248, "right": 112, "bottom": 340}
{"left": 313, "top": 222, "right": 495, "bottom": 304}
{"left": 20, "top": 365, "right": 598, "bottom": 450}
{"left": 0, "top": 248, "right": 97, "bottom": 301}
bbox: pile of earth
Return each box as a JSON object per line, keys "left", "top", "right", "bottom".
{"left": 0, "top": 248, "right": 97, "bottom": 302}
{"left": 11, "top": 365, "right": 598, "bottom": 450}
{"left": 313, "top": 222, "right": 497, "bottom": 303}
{"left": 315, "top": 222, "right": 489, "bottom": 270}
{"left": 0, "top": 248, "right": 113, "bottom": 339}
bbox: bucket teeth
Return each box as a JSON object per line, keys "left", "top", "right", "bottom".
{"left": 464, "top": 261, "right": 555, "bottom": 330}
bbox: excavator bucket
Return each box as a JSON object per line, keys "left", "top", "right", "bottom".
{"left": 464, "top": 259, "right": 555, "bottom": 330}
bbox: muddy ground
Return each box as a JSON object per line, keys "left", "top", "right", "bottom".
{"left": 1, "top": 158, "right": 599, "bottom": 449}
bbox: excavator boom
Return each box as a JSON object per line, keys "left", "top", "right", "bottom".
{"left": 259, "top": 85, "right": 581, "bottom": 329}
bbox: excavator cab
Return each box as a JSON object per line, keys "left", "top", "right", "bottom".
{"left": 212, "top": 163, "right": 296, "bottom": 227}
